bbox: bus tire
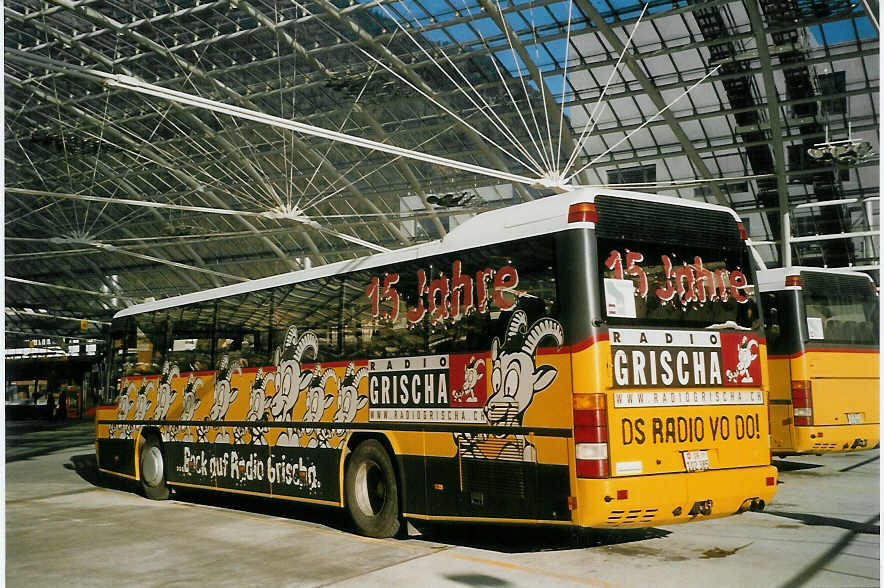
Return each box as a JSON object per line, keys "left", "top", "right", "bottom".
{"left": 139, "top": 435, "right": 170, "bottom": 500}
{"left": 345, "top": 440, "right": 400, "bottom": 538}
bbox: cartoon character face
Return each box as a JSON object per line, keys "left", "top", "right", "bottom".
{"left": 485, "top": 312, "right": 563, "bottom": 427}
{"left": 180, "top": 374, "right": 203, "bottom": 421}
{"left": 332, "top": 363, "right": 368, "bottom": 438}
{"left": 453, "top": 357, "right": 485, "bottom": 402}
{"left": 299, "top": 365, "right": 336, "bottom": 444}
{"left": 246, "top": 369, "right": 271, "bottom": 422}
{"left": 243, "top": 369, "right": 273, "bottom": 445}
{"left": 208, "top": 356, "right": 241, "bottom": 421}
{"left": 727, "top": 336, "right": 759, "bottom": 383}
{"left": 132, "top": 380, "right": 154, "bottom": 420}
{"left": 269, "top": 326, "right": 317, "bottom": 421}
{"left": 155, "top": 361, "right": 179, "bottom": 420}
{"left": 116, "top": 387, "right": 135, "bottom": 421}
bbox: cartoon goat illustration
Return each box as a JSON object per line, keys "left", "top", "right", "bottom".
{"left": 131, "top": 380, "right": 155, "bottom": 421}
{"left": 300, "top": 365, "right": 337, "bottom": 448}
{"left": 456, "top": 311, "right": 563, "bottom": 462}
{"left": 207, "top": 355, "right": 242, "bottom": 442}
{"left": 726, "top": 336, "right": 759, "bottom": 384}
{"left": 112, "top": 384, "right": 135, "bottom": 439}
{"left": 270, "top": 326, "right": 318, "bottom": 424}
{"left": 452, "top": 357, "right": 485, "bottom": 403}
{"left": 209, "top": 356, "right": 242, "bottom": 421}
{"left": 332, "top": 363, "right": 368, "bottom": 444}
{"left": 154, "top": 361, "right": 179, "bottom": 421}
{"left": 178, "top": 374, "right": 203, "bottom": 442}
{"left": 242, "top": 368, "right": 273, "bottom": 445}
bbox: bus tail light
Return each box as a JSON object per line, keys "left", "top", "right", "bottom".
{"left": 574, "top": 393, "right": 609, "bottom": 478}
{"left": 737, "top": 222, "right": 748, "bottom": 240}
{"left": 568, "top": 203, "right": 598, "bottom": 224}
{"left": 791, "top": 380, "right": 813, "bottom": 426}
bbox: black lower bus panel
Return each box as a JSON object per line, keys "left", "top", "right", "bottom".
{"left": 97, "top": 438, "right": 136, "bottom": 477}
{"left": 411, "top": 455, "right": 571, "bottom": 521}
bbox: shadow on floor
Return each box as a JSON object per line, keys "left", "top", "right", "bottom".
{"left": 765, "top": 510, "right": 880, "bottom": 535}
{"left": 772, "top": 459, "right": 823, "bottom": 472}
{"left": 776, "top": 514, "right": 880, "bottom": 588}
{"left": 414, "top": 520, "right": 670, "bottom": 553}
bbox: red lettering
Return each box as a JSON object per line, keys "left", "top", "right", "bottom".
{"left": 407, "top": 269, "right": 428, "bottom": 324}
{"left": 493, "top": 265, "right": 519, "bottom": 311}
{"left": 674, "top": 263, "right": 697, "bottom": 304}
{"left": 450, "top": 260, "right": 474, "bottom": 319}
{"left": 693, "top": 257, "right": 716, "bottom": 302}
{"left": 729, "top": 270, "right": 749, "bottom": 303}
{"left": 428, "top": 274, "right": 450, "bottom": 323}
{"left": 656, "top": 255, "right": 676, "bottom": 301}
{"left": 625, "top": 251, "right": 648, "bottom": 299}
{"left": 714, "top": 269, "right": 730, "bottom": 302}
{"left": 366, "top": 277, "right": 380, "bottom": 318}
{"left": 605, "top": 250, "right": 624, "bottom": 279}
{"left": 475, "top": 269, "right": 494, "bottom": 313}
{"left": 383, "top": 273, "right": 400, "bottom": 321}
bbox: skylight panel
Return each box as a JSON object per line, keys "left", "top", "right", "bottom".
{"left": 810, "top": 16, "right": 877, "bottom": 43}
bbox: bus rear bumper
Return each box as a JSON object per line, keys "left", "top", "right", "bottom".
{"left": 573, "top": 465, "right": 778, "bottom": 528}
{"left": 783, "top": 423, "right": 880, "bottom": 455}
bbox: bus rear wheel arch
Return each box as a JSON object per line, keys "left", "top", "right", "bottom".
{"left": 345, "top": 439, "right": 401, "bottom": 538}
{"left": 139, "top": 431, "right": 170, "bottom": 500}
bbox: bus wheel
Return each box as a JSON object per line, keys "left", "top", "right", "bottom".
{"left": 345, "top": 440, "right": 400, "bottom": 538}
{"left": 139, "top": 435, "right": 170, "bottom": 500}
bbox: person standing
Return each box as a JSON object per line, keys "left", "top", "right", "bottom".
{"left": 46, "top": 392, "right": 55, "bottom": 422}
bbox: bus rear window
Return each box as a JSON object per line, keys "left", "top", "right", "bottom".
{"left": 801, "top": 272, "right": 879, "bottom": 345}
{"left": 593, "top": 196, "right": 758, "bottom": 329}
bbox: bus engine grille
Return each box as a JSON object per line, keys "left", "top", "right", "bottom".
{"left": 458, "top": 437, "right": 527, "bottom": 498}
{"left": 606, "top": 508, "right": 659, "bottom": 526}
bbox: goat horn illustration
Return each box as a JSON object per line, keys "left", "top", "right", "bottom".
{"left": 284, "top": 326, "right": 299, "bottom": 350}
{"left": 505, "top": 310, "right": 528, "bottom": 342}
{"left": 294, "top": 332, "right": 319, "bottom": 362}
{"left": 522, "top": 318, "right": 564, "bottom": 356}
{"left": 321, "top": 368, "right": 339, "bottom": 388}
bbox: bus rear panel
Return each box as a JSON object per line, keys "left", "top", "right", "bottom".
{"left": 763, "top": 269, "right": 879, "bottom": 455}
{"left": 565, "top": 195, "right": 776, "bottom": 527}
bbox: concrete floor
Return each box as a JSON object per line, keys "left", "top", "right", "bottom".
{"left": 5, "top": 421, "right": 879, "bottom": 587}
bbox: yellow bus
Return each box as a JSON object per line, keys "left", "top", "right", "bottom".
{"left": 96, "top": 188, "right": 777, "bottom": 537}
{"left": 759, "top": 267, "right": 879, "bottom": 455}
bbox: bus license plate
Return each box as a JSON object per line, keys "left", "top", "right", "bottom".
{"left": 848, "top": 413, "right": 862, "bottom": 424}
{"left": 683, "top": 450, "right": 709, "bottom": 472}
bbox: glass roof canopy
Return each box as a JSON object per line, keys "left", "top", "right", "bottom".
{"left": 4, "top": 0, "right": 879, "bottom": 340}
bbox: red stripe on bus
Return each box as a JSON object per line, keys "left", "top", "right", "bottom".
{"left": 303, "top": 360, "right": 369, "bottom": 369}
{"left": 805, "top": 347, "right": 879, "bottom": 354}
{"left": 769, "top": 347, "right": 879, "bottom": 360}
{"left": 537, "top": 332, "right": 608, "bottom": 355}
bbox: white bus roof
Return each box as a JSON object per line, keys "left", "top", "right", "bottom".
{"left": 115, "top": 187, "right": 744, "bottom": 319}
{"left": 757, "top": 266, "right": 876, "bottom": 293}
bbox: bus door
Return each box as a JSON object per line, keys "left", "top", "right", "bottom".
{"left": 761, "top": 288, "right": 802, "bottom": 453}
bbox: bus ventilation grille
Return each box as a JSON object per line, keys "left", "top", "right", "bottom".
{"left": 606, "top": 508, "right": 658, "bottom": 526}
{"left": 458, "top": 439, "right": 526, "bottom": 498}
{"left": 811, "top": 442, "right": 839, "bottom": 450}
